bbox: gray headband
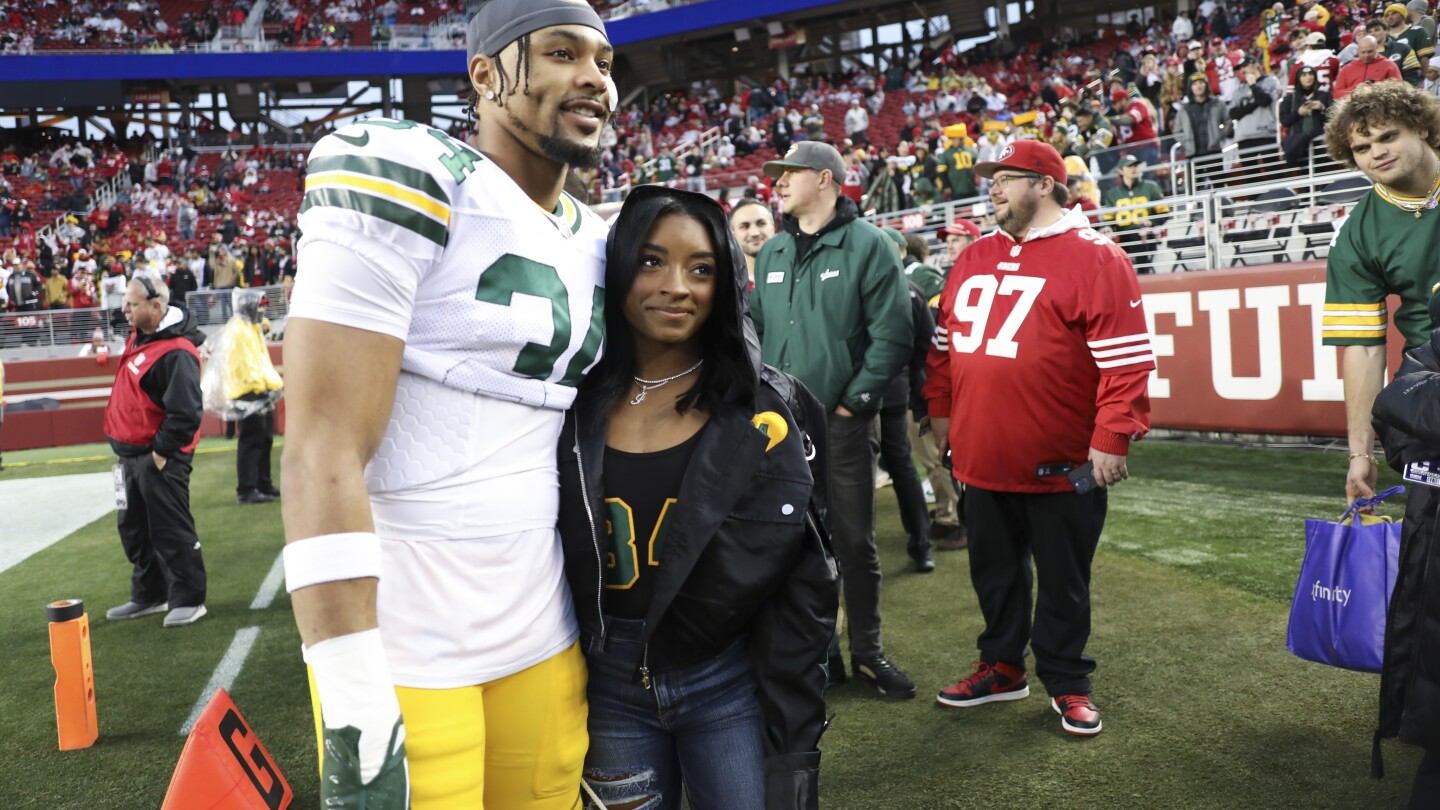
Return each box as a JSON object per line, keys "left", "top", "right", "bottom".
{"left": 466, "top": 0, "right": 609, "bottom": 65}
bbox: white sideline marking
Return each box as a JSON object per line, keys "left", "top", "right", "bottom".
{"left": 180, "top": 626, "right": 261, "bottom": 736}
{"left": 0, "top": 472, "right": 115, "bottom": 574}
{"left": 249, "top": 552, "right": 285, "bottom": 610}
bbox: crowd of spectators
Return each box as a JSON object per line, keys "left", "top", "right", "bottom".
{"left": 0, "top": 0, "right": 234, "bottom": 53}
{"left": 0, "top": 136, "right": 301, "bottom": 333}
{"left": 3, "top": 0, "right": 1420, "bottom": 329}
{"left": 567, "top": 0, "right": 1432, "bottom": 217}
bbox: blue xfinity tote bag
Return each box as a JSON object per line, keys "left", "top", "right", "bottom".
{"left": 1286, "top": 486, "right": 1404, "bottom": 673}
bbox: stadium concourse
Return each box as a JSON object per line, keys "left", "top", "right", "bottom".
{"left": 0, "top": 0, "right": 1433, "bottom": 807}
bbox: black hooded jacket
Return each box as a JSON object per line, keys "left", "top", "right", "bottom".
{"left": 108, "top": 304, "right": 206, "bottom": 459}
{"left": 557, "top": 190, "right": 839, "bottom": 810}
{"left": 1369, "top": 327, "right": 1440, "bottom": 769}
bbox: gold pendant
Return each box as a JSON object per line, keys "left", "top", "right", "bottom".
{"left": 1418, "top": 210, "right": 1424, "bottom": 219}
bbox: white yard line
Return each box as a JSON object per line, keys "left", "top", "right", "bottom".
{"left": 179, "top": 626, "right": 261, "bottom": 736}
{"left": 0, "top": 473, "right": 115, "bottom": 574}
{"left": 249, "top": 552, "right": 285, "bottom": 610}
{"left": 179, "top": 552, "right": 288, "bottom": 735}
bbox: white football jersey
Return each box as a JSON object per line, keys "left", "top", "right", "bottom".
{"left": 291, "top": 119, "right": 607, "bottom": 687}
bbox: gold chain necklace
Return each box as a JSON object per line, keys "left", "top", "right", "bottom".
{"left": 1385, "top": 160, "right": 1440, "bottom": 219}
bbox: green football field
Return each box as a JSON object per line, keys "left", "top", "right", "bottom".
{"left": 0, "top": 438, "right": 1422, "bottom": 809}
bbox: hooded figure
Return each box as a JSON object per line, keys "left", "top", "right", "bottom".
{"left": 201, "top": 287, "right": 283, "bottom": 504}
{"left": 1279, "top": 64, "right": 1333, "bottom": 165}
{"left": 202, "top": 288, "right": 282, "bottom": 418}
{"left": 1174, "top": 71, "right": 1229, "bottom": 158}
{"left": 556, "top": 185, "right": 838, "bottom": 810}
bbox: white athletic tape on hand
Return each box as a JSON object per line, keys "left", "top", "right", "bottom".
{"left": 283, "top": 532, "right": 382, "bottom": 593}
{"left": 304, "top": 629, "right": 403, "bottom": 784}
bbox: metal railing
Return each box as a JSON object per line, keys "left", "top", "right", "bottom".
{"left": 183, "top": 285, "right": 291, "bottom": 329}
{"left": 0, "top": 285, "right": 290, "bottom": 353}
{"left": 863, "top": 167, "right": 1370, "bottom": 275}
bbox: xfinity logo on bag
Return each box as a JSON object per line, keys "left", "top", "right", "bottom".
{"left": 1311, "top": 580, "right": 1352, "bottom": 607}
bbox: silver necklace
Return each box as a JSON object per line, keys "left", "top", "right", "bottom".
{"left": 630, "top": 359, "right": 703, "bottom": 405}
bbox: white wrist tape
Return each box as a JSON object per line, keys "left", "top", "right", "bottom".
{"left": 304, "top": 629, "right": 403, "bottom": 784}
{"left": 283, "top": 532, "right": 383, "bottom": 593}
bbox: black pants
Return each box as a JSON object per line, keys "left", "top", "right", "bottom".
{"left": 1415, "top": 748, "right": 1440, "bottom": 810}
{"left": 826, "top": 411, "right": 885, "bottom": 658}
{"left": 117, "top": 453, "right": 206, "bottom": 608}
{"left": 236, "top": 408, "right": 274, "bottom": 494}
{"left": 963, "top": 485, "right": 1107, "bottom": 696}
{"left": 878, "top": 403, "right": 930, "bottom": 556}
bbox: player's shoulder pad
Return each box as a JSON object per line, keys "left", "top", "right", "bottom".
{"left": 308, "top": 119, "right": 491, "bottom": 209}
{"left": 302, "top": 119, "right": 486, "bottom": 250}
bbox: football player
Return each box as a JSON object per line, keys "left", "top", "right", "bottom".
{"left": 280, "top": 1, "right": 614, "bottom": 807}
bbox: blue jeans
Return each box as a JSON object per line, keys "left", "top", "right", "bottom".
{"left": 582, "top": 617, "right": 764, "bottom": 810}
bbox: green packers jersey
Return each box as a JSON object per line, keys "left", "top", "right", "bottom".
{"left": 904, "top": 261, "right": 945, "bottom": 303}
{"left": 1399, "top": 23, "right": 1434, "bottom": 61}
{"left": 1324, "top": 185, "right": 1440, "bottom": 349}
{"left": 296, "top": 117, "right": 608, "bottom": 410}
{"left": 937, "top": 145, "right": 978, "bottom": 198}
{"left": 1384, "top": 36, "right": 1422, "bottom": 82}
{"left": 1100, "top": 179, "right": 1170, "bottom": 230}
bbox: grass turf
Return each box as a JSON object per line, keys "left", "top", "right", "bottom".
{"left": 0, "top": 439, "right": 1420, "bottom": 809}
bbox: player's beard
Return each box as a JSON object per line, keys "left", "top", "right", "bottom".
{"left": 538, "top": 130, "right": 602, "bottom": 170}
{"left": 503, "top": 104, "right": 603, "bottom": 170}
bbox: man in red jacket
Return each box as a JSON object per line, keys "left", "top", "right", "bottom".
{"left": 922, "top": 141, "right": 1154, "bottom": 737}
{"left": 1334, "top": 35, "right": 1405, "bottom": 97}
{"left": 102, "top": 275, "right": 209, "bottom": 627}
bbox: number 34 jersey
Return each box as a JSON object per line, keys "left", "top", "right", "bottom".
{"left": 922, "top": 206, "right": 1154, "bottom": 493}
{"left": 292, "top": 119, "right": 608, "bottom": 542}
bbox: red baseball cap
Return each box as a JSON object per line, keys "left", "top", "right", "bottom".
{"left": 938, "top": 218, "right": 981, "bottom": 239}
{"left": 974, "top": 141, "right": 1068, "bottom": 186}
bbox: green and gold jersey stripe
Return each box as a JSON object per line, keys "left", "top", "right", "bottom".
{"left": 306, "top": 154, "right": 449, "bottom": 206}
{"left": 554, "top": 193, "right": 584, "bottom": 235}
{"left": 1373, "top": 184, "right": 1434, "bottom": 210}
{"left": 301, "top": 187, "right": 448, "bottom": 247}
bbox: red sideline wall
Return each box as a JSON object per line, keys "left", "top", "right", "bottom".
{"left": 1, "top": 345, "right": 285, "bottom": 452}
{"left": 0, "top": 264, "right": 1413, "bottom": 449}
{"left": 1139, "top": 261, "right": 1403, "bottom": 437}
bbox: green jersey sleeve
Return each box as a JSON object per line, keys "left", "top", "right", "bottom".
{"left": 1322, "top": 212, "right": 1389, "bottom": 346}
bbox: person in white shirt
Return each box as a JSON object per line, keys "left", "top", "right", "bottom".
{"left": 845, "top": 98, "right": 870, "bottom": 143}
{"left": 1173, "top": 10, "right": 1194, "bottom": 44}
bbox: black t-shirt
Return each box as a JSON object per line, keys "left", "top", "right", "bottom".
{"left": 601, "top": 424, "right": 706, "bottom": 619}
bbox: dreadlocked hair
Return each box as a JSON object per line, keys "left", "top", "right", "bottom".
{"left": 495, "top": 33, "right": 533, "bottom": 101}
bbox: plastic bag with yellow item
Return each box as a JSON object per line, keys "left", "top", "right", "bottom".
{"left": 201, "top": 289, "right": 282, "bottom": 420}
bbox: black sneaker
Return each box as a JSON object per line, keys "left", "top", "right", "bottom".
{"left": 852, "top": 653, "right": 917, "bottom": 699}
{"left": 259, "top": 485, "right": 282, "bottom": 498}
{"left": 910, "top": 547, "right": 936, "bottom": 572}
{"left": 907, "top": 536, "right": 935, "bottom": 572}
{"left": 237, "top": 490, "right": 276, "bottom": 505}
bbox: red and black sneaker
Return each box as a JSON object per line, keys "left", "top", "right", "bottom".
{"left": 936, "top": 661, "right": 1029, "bottom": 708}
{"left": 1051, "top": 693, "right": 1103, "bottom": 736}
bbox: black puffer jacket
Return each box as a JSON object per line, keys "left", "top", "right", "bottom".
{"left": 557, "top": 191, "right": 839, "bottom": 810}
{"left": 1368, "top": 330, "right": 1440, "bottom": 771}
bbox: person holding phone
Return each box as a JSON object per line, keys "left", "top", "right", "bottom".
{"left": 922, "top": 141, "right": 1154, "bottom": 737}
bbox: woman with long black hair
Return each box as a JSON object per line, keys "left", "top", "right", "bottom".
{"left": 558, "top": 185, "right": 837, "bottom": 810}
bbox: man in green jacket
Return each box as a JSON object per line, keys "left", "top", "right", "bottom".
{"left": 753, "top": 141, "right": 916, "bottom": 700}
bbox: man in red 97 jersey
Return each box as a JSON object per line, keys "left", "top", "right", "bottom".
{"left": 921, "top": 140, "right": 1154, "bottom": 738}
